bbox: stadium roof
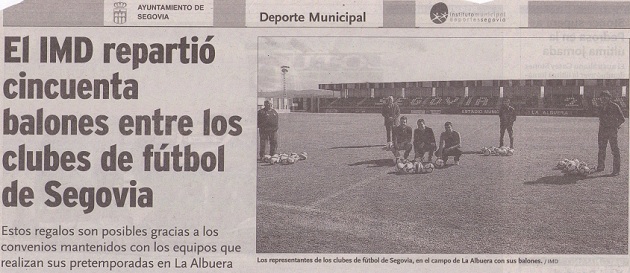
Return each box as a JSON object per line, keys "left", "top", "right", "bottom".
{"left": 258, "top": 89, "right": 337, "bottom": 98}
{"left": 319, "top": 79, "right": 630, "bottom": 91}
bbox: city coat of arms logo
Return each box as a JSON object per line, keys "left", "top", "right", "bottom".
{"left": 113, "top": 2, "right": 127, "bottom": 24}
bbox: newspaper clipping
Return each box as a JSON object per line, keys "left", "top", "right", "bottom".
{"left": 1, "top": 0, "right": 629, "bottom": 272}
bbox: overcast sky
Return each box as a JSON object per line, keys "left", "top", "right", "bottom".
{"left": 258, "top": 37, "right": 628, "bottom": 92}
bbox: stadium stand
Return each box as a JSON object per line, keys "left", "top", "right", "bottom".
{"left": 312, "top": 79, "right": 629, "bottom": 117}
{"left": 508, "top": 96, "right": 539, "bottom": 109}
{"left": 543, "top": 95, "right": 584, "bottom": 109}
{"left": 361, "top": 97, "right": 385, "bottom": 106}
{"left": 408, "top": 97, "right": 461, "bottom": 108}
{"left": 460, "top": 96, "right": 498, "bottom": 108}
{"left": 329, "top": 97, "right": 364, "bottom": 107}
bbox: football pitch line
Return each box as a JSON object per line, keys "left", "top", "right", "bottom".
{"left": 257, "top": 198, "right": 467, "bottom": 252}
{"left": 257, "top": 174, "right": 441, "bottom": 244}
{"left": 258, "top": 199, "right": 324, "bottom": 214}
{"left": 306, "top": 174, "right": 382, "bottom": 208}
{"left": 257, "top": 198, "right": 420, "bottom": 228}
{"left": 257, "top": 199, "right": 431, "bottom": 237}
{"left": 259, "top": 171, "right": 415, "bottom": 227}
{"left": 257, "top": 173, "right": 382, "bottom": 212}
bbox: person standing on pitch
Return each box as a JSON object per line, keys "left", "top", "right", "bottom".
{"left": 438, "top": 121, "right": 462, "bottom": 165}
{"left": 392, "top": 116, "right": 413, "bottom": 161}
{"left": 498, "top": 98, "right": 516, "bottom": 148}
{"left": 381, "top": 96, "right": 400, "bottom": 149}
{"left": 258, "top": 100, "right": 279, "bottom": 160}
{"left": 413, "top": 119, "right": 436, "bottom": 162}
{"left": 596, "top": 90, "right": 625, "bottom": 176}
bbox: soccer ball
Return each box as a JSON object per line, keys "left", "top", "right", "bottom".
{"left": 289, "top": 153, "right": 300, "bottom": 162}
{"left": 565, "top": 161, "right": 578, "bottom": 173}
{"left": 404, "top": 162, "right": 415, "bottom": 173}
{"left": 578, "top": 166, "right": 591, "bottom": 176}
{"left": 279, "top": 154, "right": 290, "bottom": 164}
{"left": 386, "top": 142, "right": 393, "bottom": 151}
{"left": 434, "top": 158, "right": 445, "bottom": 168}
{"left": 298, "top": 152, "right": 308, "bottom": 160}
{"left": 286, "top": 157, "right": 297, "bottom": 164}
{"left": 414, "top": 161, "right": 424, "bottom": 174}
{"left": 423, "top": 163, "right": 434, "bottom": 173}
{"left": 556, "top": 161, "right": 567, "bottom": 169}
{"left": 395, "top": 161, "right": 405, "bottom": 173}
{"left": 572, "top": 159, "right": 580, "bottom": 166}
{"left": 578, "top": 162, "right": 588, "bottom": 169}
{"left": 557, "top": 159, "right": 571, "bottom": 170}
{"left": 483, "top": 147, "right": 491, "bottom": 156}
{"left": 397, "top": 164, "right": 407, "bottom": 174}
{"left": 497, "top": 147, "right": 507, "bottom": 156}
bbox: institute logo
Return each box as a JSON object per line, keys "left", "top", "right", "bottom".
{"left": 113, "top": 1, "right": 127, "bottom": 24}
{"left": 430, "top": 2, "right": 448, "bottom": 24}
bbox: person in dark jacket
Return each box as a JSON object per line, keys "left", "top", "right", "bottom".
{"left": 392, "top": 116, "right": 413, "bottom": 160}
{"left": 596, "top": 91, "right": 625, "bottom": 176}
{"left": 413, "top": 119, "right": 436, "bottom": 162}
{"left": 438, "top": 121, "right": 462, "bottom": 165}
{"left": 498, "top": 98, "right": 516, "bottom": 148}
{"left": 381, "top": 96, "right": 400, "bottom": 148}
{"left": 258, "top": 100, "right": 279, "bottom": 159}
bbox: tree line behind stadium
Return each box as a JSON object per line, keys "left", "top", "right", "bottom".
{"left": 286, "top": 79, "right": 629, "bottom": 117}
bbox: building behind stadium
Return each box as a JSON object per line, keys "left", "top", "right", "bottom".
{"left": 260, "top": 79, "right": 629, "bottom": 117}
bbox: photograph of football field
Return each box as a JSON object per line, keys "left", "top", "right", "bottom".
{"left": 257, "top": 113, "right": 628, "bottom": 254}
{"left": 256, "top": 36, "right": 629, "bottom": 254}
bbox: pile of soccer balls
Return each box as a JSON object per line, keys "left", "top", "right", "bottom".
{"left": 394, "top": 158, "right": 435, "bottom": 174}
{"left": 555, "top": 158, "right": 594, "bottom": 176}
{"left": 262, "top": 152, "right": 308, "bottom": 165}
{"left": 481, "top": 146, "right": 515, "bottom": 156}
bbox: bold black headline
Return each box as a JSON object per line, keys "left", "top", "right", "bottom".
{"left": 2, "top": 35, "right": 242, "bottom": 214}
{"left": 5, "top": 35, "right": 215, "bottom": 69}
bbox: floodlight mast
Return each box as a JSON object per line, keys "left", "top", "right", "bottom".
{"left": 281, "top": 66, "right": 290, "bottom": 99}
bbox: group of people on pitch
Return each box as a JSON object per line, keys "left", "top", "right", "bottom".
{"left": 381, "top": 92, "right": 625, "bottom": 176}
{"left": 259, "top": 91, "right": 624, "bottom": 176}
{"left": 382, "top": 95, "right": 465, "bottom": 165}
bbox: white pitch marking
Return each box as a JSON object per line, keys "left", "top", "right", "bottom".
{"left": 306, "top": 174, "right": 381, "bottom": 208}
{"left": 257, "top": 199, "right": 458, "bottom": 249}
{"left": 258, "top": 199, "right": 421, "bottom": 229}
